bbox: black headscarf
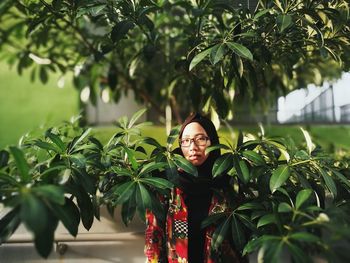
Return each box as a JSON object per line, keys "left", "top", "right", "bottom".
{"left": 175, "top": 112, "right": 229, "bottom": 194}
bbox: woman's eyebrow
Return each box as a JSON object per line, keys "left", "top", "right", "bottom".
{"left": 182, "top": 133, "right": 207, "bottom": 138}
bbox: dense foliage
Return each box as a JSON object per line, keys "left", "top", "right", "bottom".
{"left": 1, "top": 110, "right": 350, "bottom": 262}
{"left": 0, "top": 0, "right": 349, "bottom": 120}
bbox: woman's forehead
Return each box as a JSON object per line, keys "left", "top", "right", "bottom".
{"left": 182, "top": 122, "right": 208, "bottom": 137}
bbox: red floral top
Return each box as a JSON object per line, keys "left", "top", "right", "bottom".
{"left": 145, "top": 187, "right": 243, "bottom": 263}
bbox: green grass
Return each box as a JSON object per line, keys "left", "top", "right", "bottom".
{"left": 0, "top": 62, "right": 78, "bottom": 148}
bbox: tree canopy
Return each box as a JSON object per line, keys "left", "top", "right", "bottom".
{"left": 0, "top": 0, "right": 349, "bottom": 121}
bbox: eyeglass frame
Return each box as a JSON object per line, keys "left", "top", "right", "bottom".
{"left": 179, "top": 134, "right": 210, "bottom": 147}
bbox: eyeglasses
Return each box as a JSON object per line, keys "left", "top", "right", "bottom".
{"left": 179, "top": 135, "right": 210, "bottom": 147}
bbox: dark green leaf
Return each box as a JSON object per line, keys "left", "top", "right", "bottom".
{"left": 136, "top": 183, "right": 152, "bottom": 221}
{"left": 20, "top": 194, "right": 48, "bottom": 235}
{"left": 121, "top": 190, "right": 137, "bottom": 226}
{"left": 140, "top": 177, "right": 173, "bottom": 189}
{"left": 0, "top": 150, "right": 10, "bottom": 168}
{"left": 34, "top": 211, "right": 58, "bottom": 258}
{"left": 138, "top": 161, "right": 167, "bottom": 177}
{"left": 231, "top": 215, "right": 246, "bottom": 251}
{"left": 34, "top": 185, "right": 65, "bottom": 205}
{"left": 331, "top": 169, "right": 350, "bottom": 189}
{"left": 76, "top": 188, "right": 94, "bottom": 230}
{"left": 210, "top": 43, "right": 226, "bottom": 65}
{"left": 277, "top": 14, "right": 293, "bottom": 33}
{"left": 212, "top": 153, "right": 233, "bottom": 177}
{"left": 257, "top": 214, "right": 276, "bottom": 228}
{"left": 278, "top": 202, "right": 292, "bottom": 213}
{"left": 289, "top": 232, "right": 320, "bottom": 243}
{"left": 212, "top": 217, "right": 230, "bottom": 250}
{"left": 286, "top": 241, "right": 312, "bottom": 263}
{"left": 226, "top": 42, "right": 253, "bottom": 61}
{"left": 172, "top": 154, "right": 198, "bottom": 177}
{"left": 45, "top": 129, "right": 65, "bottom": 152}
{"left": 242, "top": 150, "right": 265, "bottom": 166}
{"left": 167, "top": 126, "right": 180, "bottom": 147}
{"left": 9, "top": 146, "right": 30, "bottom": 182}
{"left": 269, "top": 165, "right": 290, "bottom": 193}
{"left": 113, "top": 181, "right": 136, "bottom": 204}
{"left": 72, "top": 168, "right": 95, "bottom": 195}
{"left": 201, "top": 212, "right": 226, "bottom": 228}
{"left": 68, "top": 128, "right": 91, "bottom": 153}
{"left": 34, "top": 140, "right": 60, "bottom": 153}
{"left": 111, "top": 20, "right": 135, "bottom": 43}
{"left": 0, "top": 207, "right": 21, "bottom": 243}
{"left": 233, "top": 155, "right": 250, "bottom": 184}
{"left": 295, "top": 189, "right": 312, "bottom": 209}
{"left": 51, "top": 198, "right": 80, "bottom": 237}
{"left": 189, "top": 47, "right": 213, "bottom": 71}
{"left": 318, "top": 167, "right": 337, "bottom": 197}
{"left": 39, "top": 67, "right": 48, "bottom": 84}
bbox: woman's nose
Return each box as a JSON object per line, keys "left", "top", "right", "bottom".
{"left": 189, "top": 140, "right": 198, "bottom": 150}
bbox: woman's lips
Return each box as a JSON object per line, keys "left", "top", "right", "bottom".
{"left": 189, "top": 155, "right": 201, "bottom": 160}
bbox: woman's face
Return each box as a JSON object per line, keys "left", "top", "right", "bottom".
{"left": 180, "top": 122, "right": 211, "bottom": 166}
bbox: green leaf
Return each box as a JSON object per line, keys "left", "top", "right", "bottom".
{"left": 212, "top": 153, "right": 233, "bottom": 177}
{"left": 138, "top": 161, "right": 167, "bottom": 177}
{"left": 68, "top": 128, "right": 91, "bottom": 153}
{"left": 20, "top": 194, "right": 48, "bottom": 235}
{"left": 231, "top": 215, "right": 246, "bottom": 251}
{"left": 121, "top": 191, "right": 137, "bottom": 226}
{"left": 289, "top": 232, "right": 320, "bottom": 243}
{"left": 201, "top": 212, "right": 226, "bottom": 228}
{"left": 212, "top": 217, "right": 230, "bottom": 250}
{"left": 136, "top": 183, "right": 152, "bottom": 221}
{"left": 34, "top": 211, "right": 58, "bottom": 258}
{"left": 141, "top": 137, "right": 163, "bottom": 149}
{"left": 205, "top": 144, "right": 230, "bottom": 154}
{"left": 34, "top": 140, "right": 60, "bottom": 153}
{"left": 276, "top": 14, "right": 293, "bottom": 33}
{"left": 236, "top": 202, "right": 264, "bottom": 211}
{"left": 128, "top": 108, "right": 147, "bottom": 128}
{"left": 172, "top": 154, "right": 198, "bottom": 177}
{"left": 9, "top": 146, "right": 30, "bottom": 182}
{"left": 189, "top": 47, "right": 213, "bottom": 71}
{"left": 51, "top": 198, "right": 80, "bottom": 237}
{"left": 140, "top": 177, "right": 173, "bottom": 189}
{"left": 318, "top": 167, "right": 337, "bottom": 197}
{"left": 72, "top": 168, "right": 95, "bottom": 195}
{"left": 226, "top": 42, "right": 253, "bottom": 61}
{"left": 75, "top": 187, "right": 94, "bottom": 230}
{"left": 111, "top": 20, "right": 135, "bottom": 43}
{"left": 45, "top": 129, "right": 65, "bottom": 152}
{"left": 286, "top": 241, "right": 312, "bottom": 263}
{"left": 122, "top": 146, "right": 139, "bottom": 170}
{"left": 167, "top": 126, "right": 180, "bottom": 147}
{"left": 39, "top": 67, "right": 48, "bottom": 84}
{"left": 0, "top": 207, "right": 21, "bottom": 243}
{"left": 34, "top": 185, "right": 65, "bottom": 205}
{"left": 269, "top": 165, "right": 290, "bottom": 193}
{"left": 278, "top": 202, "right": 292, "bottom": 213}
{"left": 242, "top": 150, "right": 265, "bottom": 166}
{"left": 257, "top": 214, "right": 276, "bottom": 228}
{"left": 295, "top": 189, "right": 312, "bottom": 209}
{"left": 233, "top": 155, "right": 250, "bottom": 184}
{"left": 0, "top": 150, "right": 10, "bottom": 168}
{"left": 331, "top": 169, "right": 350, "bottom": 189}
{"left": 113, "top": 181, "right": 136, "bottom": 204}
{"left": 210, "top": 43, "right": 226, "bottom": 65}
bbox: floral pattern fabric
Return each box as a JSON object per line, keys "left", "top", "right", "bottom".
{"left": 145, "top": 187, "right": 242, "bottom": 263}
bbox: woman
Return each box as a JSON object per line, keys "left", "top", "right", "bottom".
{"left": 145, "top": 113, "right": 247, "bottom": 263}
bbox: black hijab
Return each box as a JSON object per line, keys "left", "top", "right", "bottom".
{"left": 175, "top": 112, "right": 229, "bottom": 195}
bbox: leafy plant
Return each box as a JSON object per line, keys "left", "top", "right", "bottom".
{"left": 1, "top": 112, "right": 350, "bottom": 262}
{"left": 0, "top": 1, "right": 349, "bottom": 119}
